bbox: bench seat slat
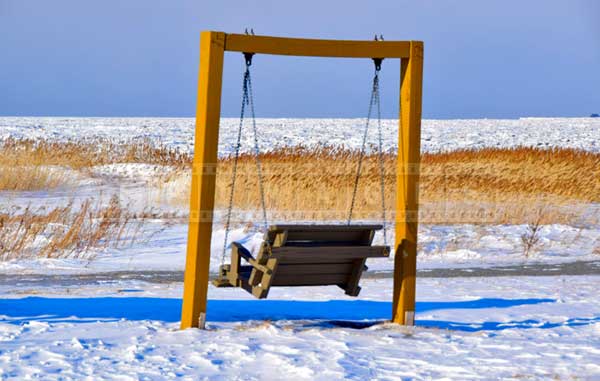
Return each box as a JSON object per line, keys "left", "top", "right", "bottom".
{"left": 275, "top": 263, "right": 354, "bottom": 275}
{"left": 269, "top": 224, "right": 383, "bottom": 232}
{"left": 271, "top": 246, "right": 389, "bottom": 260}
{"left": 271, "top": 273, "right": 349, "bottom": 286}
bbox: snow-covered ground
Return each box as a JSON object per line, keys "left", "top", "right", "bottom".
{"left": 1, "top": 276, "right": 599, "bottom": 380}
{"left": 1, "top": 117, "right": 599, "bottom": 379}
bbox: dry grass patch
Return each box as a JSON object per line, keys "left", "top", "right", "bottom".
{"left": 0, "top": 195, "right": 168, "bottom": 261}
{"left": 0, "top": 165, "right": 73, "bottom": 191}
{"left": 0, "top": 138, "right": 190, "bottom": 169}
{"left": 0, "top": 138, "right": 190, "bottom": 191}
{"left": 165, "top": 146, "right": 599, "bottom": 225}
{"left": 2, "top": 139, "right": 598, "bottom": 225}
{"left": 423, "top": 147, "right": 600, "bottom": 204}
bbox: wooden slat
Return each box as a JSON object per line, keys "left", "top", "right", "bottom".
{"left": 275, "top": 263, "right": 354, "bottom": 276}
{"left": 263, "top": 256, "right": 356, "bottom": 265}
{"left": 266, "top": 224, "right": 382, "bottom": 245}
{"left": 249, "top": 243, "right": 269, "bottom": 286}
{"left": 281, "top": 240, "right": 371, "bottom": 247}
{"left": 271, "top": 273, "right": 349, "bottom": 286}
{"left": 284, "top": 230, "right": 371, "bottom": 244}
{"left": 273, "top": 231, "right": 288, "bottom": 247}
{"left": 269, "top": 224, "right": 383, "bottom": 232}
{"left": 227, "top": 244, "right": 242, "bottom": 286}
{"left": 223, "top": 34, "right": 412, "bottom": 58}
{"left": 272, "top": 246, "right": 389, "bottom": 261}
{"left": 254, "top": 256, "right": 279, "bottom": 298}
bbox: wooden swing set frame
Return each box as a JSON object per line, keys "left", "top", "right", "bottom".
{"left": 180, "top": 31, "right": 424, "bottom": 329}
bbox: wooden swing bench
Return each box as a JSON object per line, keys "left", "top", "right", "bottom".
{"left": 213, "top": 224, "right": 390, "bottom": 298}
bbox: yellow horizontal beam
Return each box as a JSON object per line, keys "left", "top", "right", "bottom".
{"left": 222, "top": 33, "right": 413, "bottom": 58}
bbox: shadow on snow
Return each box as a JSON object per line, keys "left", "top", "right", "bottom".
{"left": 1, "top": 296, "right": 592, "bottom": 332}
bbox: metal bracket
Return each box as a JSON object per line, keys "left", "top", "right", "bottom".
{"left": 243, "top": 52, "right": 254, "bottom": 66}
{"left": 373, "top": 58, "right": 383, "bottom": 71}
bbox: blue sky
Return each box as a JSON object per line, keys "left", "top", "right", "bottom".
{"left": 1, "top": 0, "right": 599, "bottom": 118}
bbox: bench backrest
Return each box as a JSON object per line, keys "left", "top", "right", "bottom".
{"left": 264, "top": 224, "right": 382, "bottom": 247}
{"left": 254, "top": 225, "right": 387, "bottom": 289}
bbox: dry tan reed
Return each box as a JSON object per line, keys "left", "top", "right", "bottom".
{"left": 1, "top": 139, "right": 598, "bottom": 225}
{"left": 422, "top": 147, "right": 600, "bottom": 203}
{"left": 165, "top": 146, "right": 599, "bottom": 225}
{"left": 0, "top": 165, "right": 72, "bottom": 191}
{"left": 0, "top": 195, "right": 161, "bottom": 261}
{"left": 0, "top": 138, "right": 190, "bottom": 191}
{"left": 0, "top": 137, "right": 190, "bottom": 168}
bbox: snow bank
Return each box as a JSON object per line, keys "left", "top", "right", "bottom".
{"left": 2, "top": 117, "right": 599, "bottom": 155}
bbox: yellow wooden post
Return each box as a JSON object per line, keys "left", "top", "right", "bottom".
{"left": 393, "top": 41, "right": 424, "bottom": 325}
{"left": 180, "top": 31, "right": 225, "bottom": 329}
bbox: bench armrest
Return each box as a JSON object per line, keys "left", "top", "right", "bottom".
{"left": 232, "top": 242, "right": 272, "bottom": 275}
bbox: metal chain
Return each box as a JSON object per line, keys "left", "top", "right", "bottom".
{"left": 246, "top": 66, "right": 269, "bottom": 231}
{"left": 347, "top": 60, "right": 388, "bottom": 246}
{"left": 221, "top": 63, "right": 249, "bottom": 266}
{"left": 375, "top": 73, "right": 388, "bottom": 246}
{"left": 347, "top": 64, "right": 380, "bottom": 224}
{"left": 221, "top": 54, "right": 268, "bottom": 267}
